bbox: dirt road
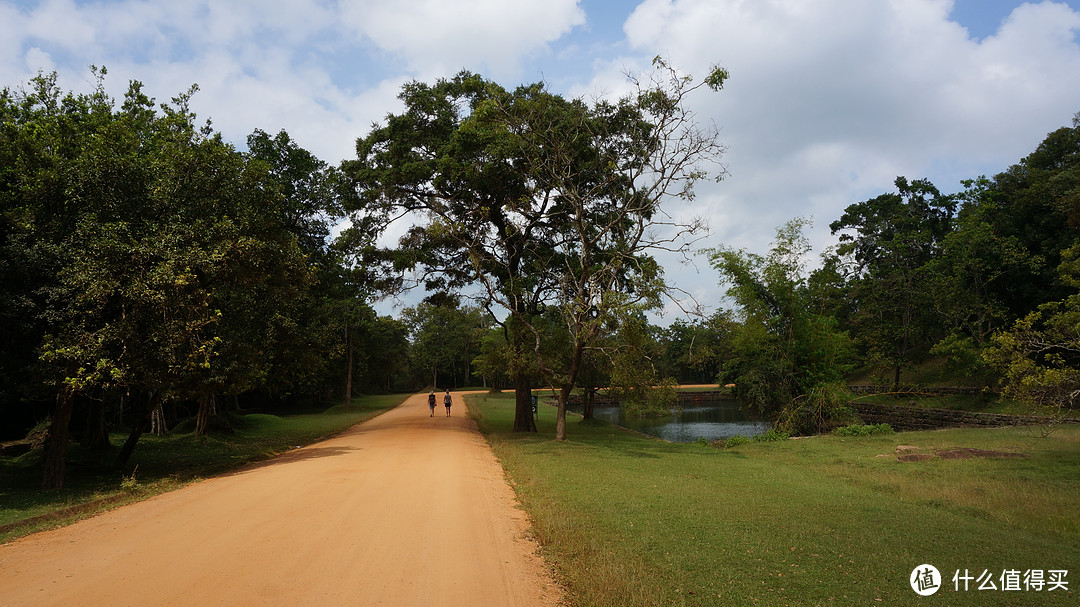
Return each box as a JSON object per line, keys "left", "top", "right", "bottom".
{"left": 0, "top": 393, "right": 562, "bottom": 606}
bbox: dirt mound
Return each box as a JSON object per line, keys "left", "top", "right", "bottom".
{"left": 897, "top": 453, "right": 935, "bottom": 462}
{"left": 934, "top": 447, "right": 1027, "bottom": 460}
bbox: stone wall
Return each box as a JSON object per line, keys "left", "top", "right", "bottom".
{"left": 850, "top": 401, "right": 1072, "bottom": 431}
{"left": 847, "top": 385, "right": 990, "bottom": 397}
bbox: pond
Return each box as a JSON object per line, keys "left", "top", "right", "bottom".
{"left": 572, "top": 400, "right": 771, "bottom": 443}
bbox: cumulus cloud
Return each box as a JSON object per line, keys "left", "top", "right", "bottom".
{"left": 2, "top": 0, "right": 1078, "bottom": 321}
{"left": 599, "top": 0, "right": 1080, "bottom": 318}
{"left": 339, "top": 0, "right": 586, "bottom": 79}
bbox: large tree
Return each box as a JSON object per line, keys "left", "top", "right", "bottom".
{"left": 975, "top": 114, "right": 1080, "bottom": 319}
{"left": 346, "top": 58, "right": 727, "bottom": 437}
{"left": 830, "top": 177, "right": 957, "bottom": 389}
{"left": 503, "top": 59, "right": 727, "bottom": 440}
{"left": 345, "top": 71, "right": 543, "bottom": 430}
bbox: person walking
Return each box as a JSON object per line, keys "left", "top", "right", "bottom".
{"left": 443, "top": 389, "right": 452, "bottom": 417}
{"left": 428, "top": 390, "right": 437, "bottom": 417}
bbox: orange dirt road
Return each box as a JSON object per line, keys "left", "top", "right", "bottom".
{"left": 0, "top": 393, "right": 562, "bottom": 606}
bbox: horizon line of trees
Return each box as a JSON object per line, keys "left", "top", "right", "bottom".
{"left": 3, "top": 64, "right": 1078, "bottom": 488}
{"left": 702, "top": 111, "right": 1080, "bottom": 434}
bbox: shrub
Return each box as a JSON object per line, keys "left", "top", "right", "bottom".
{"left": 754, "top": 429, "right": 791, "bottom": 442}
{"left": 777, "top": 382, "right": 855, "bottom": 435}
{"left": 724, "top": 435, "right": 753, "bottom": 448}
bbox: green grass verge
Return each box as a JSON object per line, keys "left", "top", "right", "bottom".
{"left": 0, "top": 394, "right": 407, "bottom": 543}
{"left": 467, "top": 392, "right": 1080, "bottom": 606}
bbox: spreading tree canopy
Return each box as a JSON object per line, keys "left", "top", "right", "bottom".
{"left": 345, "top": 58, "right": 727, "bottom": 437}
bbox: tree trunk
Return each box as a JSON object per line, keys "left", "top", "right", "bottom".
{"left": 583, "top": 387, "right": 596, "bottom": 420}
{"left": 81, "top": 398, "right": 111, "bottom": 452}
{"left": 555, "top": 386, "right": 569, "bottom": 441}
{"left": 554, "top": 338, "right": 585, "bottom": 441}
{"left": 195, "top": 393, "right": 216, "bottom": 436}
{"left": 117, "top": 393, "right": 155, "bottom": 470}
{"left": 512, "top": 371, "right": 537, "bottom": 432}
{"left": 508, "top": 315, "right": 537, "bottom": 433}
{"left": 150, "top": 399, "right": 168, "bottom": 436}
{"left": 344, "top": 330, "right": 354, "bottom": 406}
{"left": 41, "top": 385, "right": 75, "bottom": 489}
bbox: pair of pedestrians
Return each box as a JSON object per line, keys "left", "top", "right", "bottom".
{"left": 428, "top": 389, "right": 452, "bottom": 417}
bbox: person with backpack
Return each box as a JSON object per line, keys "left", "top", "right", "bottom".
{"left": 428, "top": 390, "right": 437, "bottom": 417}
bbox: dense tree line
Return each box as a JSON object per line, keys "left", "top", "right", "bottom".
{"left": 0, "top": 72, "right": 410, "bottom": 487}
{"left": 4, "top": 64, "right": 1076, "bottom": 487}
{"left": 526, "top": 111, "right": 1080, "bottom": 435}
{"left": 701, "top": 112, "right": 1080, "bottom": 433}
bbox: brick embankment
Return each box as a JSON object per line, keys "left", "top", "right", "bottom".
{"left": 850, "top": 401, "right": 1076, "bottom": 431}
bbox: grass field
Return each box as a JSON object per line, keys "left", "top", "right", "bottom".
{"left": 467, "top": 391, "right": 1080, "bottom": 606}
{"left": 0, "top": 394, "right": 407, "bottom": 543}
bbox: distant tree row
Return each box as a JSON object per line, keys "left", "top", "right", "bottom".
{"left": 703, "top": 112, "right": 1080, "bottom": 433}
{"left": 465, "top": 111, "right": 1080, "bottom": 436}
{"left": 5, "top": 61, "right": 1075, "bottom": 488}
{"left": 0, "top": 70, "right": 417, "bottom": 488}
{"left": 9, "top": 61, "right": 723, "bottom": 486}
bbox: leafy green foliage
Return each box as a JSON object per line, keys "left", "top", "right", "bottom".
{"left": 655, "top": 311, "right": 736, "bottom": 384}
{"left": 723, "top": 434, "right": 753, "bottom": 448}
{"left": 347, "top": 60, "right": 726, "bottom": 436}
{"left": 707, "top": 218, "right": 854, "bottom": 429}
{"left": 830, "top": 177, "right": 957, "bottom": 389}
{"left": 777, "top": 381, "right": 856, "bottom": 435}
{"left": 401, "top": 299, "right": 489, "bottom": 388}
{"left": 985, "top": 293, "right": 1080, "bottom": 418}
{"left": 0, "top": 70, "right": 388, "bottom": 487}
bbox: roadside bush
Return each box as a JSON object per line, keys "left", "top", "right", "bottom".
{"left": 754, "top": 429, "right": 791, "bottom": 442}
{"left": 724, "top": 435, "right": 753, "bottom": 448}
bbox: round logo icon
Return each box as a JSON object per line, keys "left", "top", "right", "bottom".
{"left": 910, "top": 564, "right": 941, "bottom": 596}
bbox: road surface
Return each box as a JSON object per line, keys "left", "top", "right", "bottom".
{"left": 0, "top": 393, "right": 562, "bottom": 606}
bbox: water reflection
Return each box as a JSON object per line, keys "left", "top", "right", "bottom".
{"left": 572, "top": 400, "right": 771, "bottom": 443}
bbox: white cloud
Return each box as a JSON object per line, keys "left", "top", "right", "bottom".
{"left": 339, "top": 0, "right": 586, "bottom": 79}
{"left": 23, "top": 0, "right": 98, "bottom": 51}
{"left": 3, "top": 0, "right": 1078, "bottom": 322}
{"left": 611, "top": 0, "right": 1080, "bottom": 319}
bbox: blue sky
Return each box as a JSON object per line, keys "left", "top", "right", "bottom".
{"left": 2, "top": 0, "right": 1079, "bottom": 321}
